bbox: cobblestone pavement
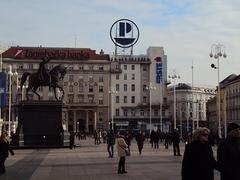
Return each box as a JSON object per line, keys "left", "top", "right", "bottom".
{"left": 1, "top": 138, "right": 220, "bottom": 180}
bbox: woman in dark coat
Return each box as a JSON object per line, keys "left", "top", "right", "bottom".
{"left": 181, "top": 127, "right": 217, "bottom": 180}
{"left": 0, "top": 132, "right": 14, "bottom": 174}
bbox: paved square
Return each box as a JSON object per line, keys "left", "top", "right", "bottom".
{"left": 1, "top": 138, "right": 220, "bottom": 180}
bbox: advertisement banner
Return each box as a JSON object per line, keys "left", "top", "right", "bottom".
{"left": 0, "top": 72, "right": 7, "bottom": 108}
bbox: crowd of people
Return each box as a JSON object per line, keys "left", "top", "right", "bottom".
{"left": 1, "top": 122, "right": 240, "bottom": 179}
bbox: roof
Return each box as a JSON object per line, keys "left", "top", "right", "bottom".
{"left": 2, "top": 46, "right": 109, "bottom": 61}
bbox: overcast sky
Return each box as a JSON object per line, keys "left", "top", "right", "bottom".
{"left": 0, "top": 0, "right": 240, "bottom": 87}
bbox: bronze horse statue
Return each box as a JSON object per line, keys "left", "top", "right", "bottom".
{"left": 20, "top": 65, "right": 67, "bottom": 100}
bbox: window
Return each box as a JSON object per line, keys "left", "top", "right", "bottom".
{"left": 131, "top": 110, "right": 135, "bottom": 117}
{"left": 131, "top": 74, "right": 135, "bottom": 80}
{"left": 143, "top": 65, "right": 147, "bottom": 71}
{"left": 28, "top": 64, "right": 33, "bottom": 70}
{"left": 99, "top": 65, "right": 104, "bottom": 71}
{"left": 131, "top": 65, "right": 135, "bottom": 70}
{"left": 124, "top": 84, "right": 127, "bottom": 91}
{"left": 89, "top": 65, "right": 94, "bottom": 71}
{"left": 88, "top": 95, "right": 94, "bottom": 103}
{"left": 79, "top": 83, "right": 83, "bottom": 93}
{"left": 131, "top": 96, "right": 135, "bottom": 103}
{"left": 99, "top": 75, "right": 103, "bottom": 82}
{"left": 124, "top": 96, "right": 127, "bottom": 103}
{"left": 89, "top": 76, "right": 93, "bottom": 82}
{"left": 116, "top": 96, "right": 120, "bottom": 103}
{"left": 68, "top": 94, "right": 74, "bottom": 103}
{"left": 89, "top": 85, "right": 93, "bottom": 92}
{"left": 116, "top": 74, "right": 119, "bottom": 80}
{"left": 78, "top": 95, "right": 84, "bottom": 102}
{"left": 99, "top": 85, "right": 103, "bottom": 92}
{"left": 69, "top": 75, "right": 74, "bottom": 82}
{"left": 116, "top": 109, "right": 120, "bottom": 116}
{"left": 143, "top": 96, "right": 147, "bottom": 103}
{"left": 79, "top": 76, "right": 84, "bottom": 82}
{"left": 124, "top": 64, "right": 127, "bottom": 70}
{"left": 124, "top": 74, "right": 127, "bottom": 80}
{"left": 99, "top": 97, "right": 103, "bottom": 105}
{"left": 140, "top": 110, "right": 144, "bottom": 116}
{"left": 154, "top": 109, "right": 158, "bottom": 117}
{"left": 131, "top": 84, "right": 135, "bottom": 91}
{"left": 116, "top": 84, "right": 120, "bottom": 91}
{"left": 79, "top": 65, "right": 84, "bottom": 70}
{"left": 124, "top": 110, "right": 128, "bottom": 117}
{"left": 69, "top": 85, "right": 74, "bottom": 92}
{"left": 143, "top": 85, "right": 147, "bottom": 91}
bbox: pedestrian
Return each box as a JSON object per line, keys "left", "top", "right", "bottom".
{"left": 217, "top": 123, "right": 240, "bottom": 180}
{"left": 107, "top": 129, "right": 115, "bottom": 158}
{"left": 181, "top": 127, "right": 217, "bottom": 180}
{"left": 116, "top": 131, "right": 128, "bottom": 174}
{"left": 172, "top": 129, "right": 181, "bottom": 156}
{"left": 135, "top": 131, "right": 145, "bottom": 154}
{"left": 0, "top": 131, "right": 14, "bottom": 174}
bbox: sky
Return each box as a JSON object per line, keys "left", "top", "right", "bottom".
{"left": 0, "top": 0, "right": 240, "bottom": 87}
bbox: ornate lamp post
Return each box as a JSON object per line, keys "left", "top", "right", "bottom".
{"left": 8, "top": 65, "right": 13, "bottom": 135}
{"left": 146, "top": 82, "right": 156, "bottom": 133}
{"left": 168, "top": 73, "right": 180, "bottom": 130}
{"left": 109, "top": 87, "right": 118, "bottom": 131}
{"left": 209, "top": 43, "right": 227, "bottom": 138}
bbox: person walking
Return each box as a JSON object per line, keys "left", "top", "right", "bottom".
{"left": 135, "top": 131, "right": 145, "bottom": 155}
{"left": 217, "top": 123, "right": 240, "bottom": 180}
{"left": 116, "top": 131, "right": 128, "bottom": 174}
{"left": 172, "top": 129, "right": 181, "bottom": 156}
{"left": 107, "top": 129, "right": 115, "bottom": 158}
{"left": 69, "top": 131, "right": 75, "bottom": 149}
{"left": 181, "top": 127, "right": 217, "bottom": 180}
{"left": 0, "top": 132, "right": 14, "bottom": 174}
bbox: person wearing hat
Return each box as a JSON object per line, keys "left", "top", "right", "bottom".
{"left": 217, "top": 122, "right": 240, "bottom": 180}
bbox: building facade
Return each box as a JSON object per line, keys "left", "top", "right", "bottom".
{"left": 168, "top": 83, "right": 216, "bottom": 137}
{"left": 1, "top": 46, "right": 110, "bottom": 134}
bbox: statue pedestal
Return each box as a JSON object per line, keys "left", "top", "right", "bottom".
{"left": 17, "top": 101, "right": 65, "bottom": 147}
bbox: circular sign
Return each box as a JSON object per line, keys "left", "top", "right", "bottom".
{"left": 110, "top": 19, "right": 139, "bottom": 48}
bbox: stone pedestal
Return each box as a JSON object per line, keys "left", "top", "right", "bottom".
{"left": 16, "top": 101, "right": 64, "bottom": 147}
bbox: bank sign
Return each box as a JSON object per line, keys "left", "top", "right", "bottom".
{"left": 110, "top": 19, "right": 139, "bottom": 48}
{"left": 155, "top": 57, "right": 163, "bottom": 84}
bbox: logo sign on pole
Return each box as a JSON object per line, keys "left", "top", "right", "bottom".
{"left": 0, "top": 72, "right": 7, "bottom": 108}
{"left": 110, "top": 19, "right": 139, "bottom": 48}
{"left": 155, "top": 57, "right": 163, "bottom": 84}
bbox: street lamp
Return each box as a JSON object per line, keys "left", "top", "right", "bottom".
{"left": 146, "top": 82, "right": 156, "bottom": 133}
{"left": 13, "top": 70, "right": 19, "bottom": 133}
{"left": 209, "top": 43, "right": 227, "bottom": 139}
{"left": 168, "top": 74, "right": 180, "bottom": 130}
{"left": 8, "top": 65, "right": 13, "bottom": 136}
{"left": 109, "top": 87, "right": 118, "bottom": 131}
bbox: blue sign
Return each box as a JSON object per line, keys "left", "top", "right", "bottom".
{"left": 0, "top": 72, "right": 7, "bottom": 108}
{"left": 110, "top": 19, "right": 139, "bottom": 48}
{"left": 155, "top": 57, "right": 163, "bottom": 84}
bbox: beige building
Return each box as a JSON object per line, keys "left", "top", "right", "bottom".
{"left": 1, "top": 46, "right": 110, "bottom": 133}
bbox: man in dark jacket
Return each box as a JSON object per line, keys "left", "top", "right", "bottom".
{"left": 0, "top": 132, "right": 14, "bottom": 174}
{"left": 172, "top": 129, "right": 181, "bottom": 156}
{"left": 217, "top": 123, "right": 240, "bottom": 180}
{"left": 107, "top": 129, "right": 115, "bottom": 158}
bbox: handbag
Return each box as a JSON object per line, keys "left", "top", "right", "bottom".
{"left": 125, "top": 148, "right": 130, "bottom": 156}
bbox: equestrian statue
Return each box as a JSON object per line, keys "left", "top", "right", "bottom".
{"left": 20, "top": 56, "right": 67, "bottom": 100}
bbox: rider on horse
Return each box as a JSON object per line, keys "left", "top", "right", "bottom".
{"left": 37, "top": 56, "right": 51, "bottom": 84}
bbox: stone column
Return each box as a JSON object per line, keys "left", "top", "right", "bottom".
{"left": 86, "top": 111, "right": 89, "bottom": 132}
{"left": 73, "top": 111, "right": 77, "bottom": 133}
{"left": 94, "top": 111, "right": 97, "bottom": 131}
